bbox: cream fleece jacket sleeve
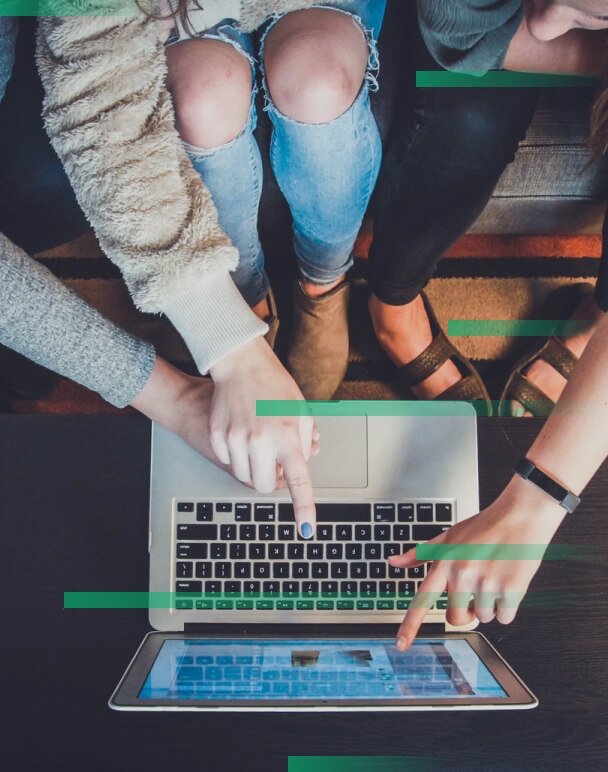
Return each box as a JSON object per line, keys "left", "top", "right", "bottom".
{"left": 36, "top": 4, "right": 267, "bottom": 374}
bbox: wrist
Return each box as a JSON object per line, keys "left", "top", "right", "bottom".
{"left": 130, "top": 356, "right": 192, "bottom": 431}
{"left": 499, "top": 474, "right": 568, "bottom": 533}
{"left": 210, "top": 336, "right": 271, "bottom": 382}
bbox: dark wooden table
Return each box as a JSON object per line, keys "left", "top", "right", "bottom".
{"left": 1, "top": 415, "right": 606, "bottom": 772}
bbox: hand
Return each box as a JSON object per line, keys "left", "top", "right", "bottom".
{"left": 209, "top": 336, "right": 317, "bottom": 537}
{"left": 388, "top": 476, "right": 567, "bottom": 650}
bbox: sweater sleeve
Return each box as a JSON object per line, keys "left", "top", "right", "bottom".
{"left": 36, "top": 3, "right": 267, "bottom": 374}
{"left": 0, "top": 232, "right": 156, "bottom": 408}
{"left": 417, "top": 0, "right": 524, "bottom": 72}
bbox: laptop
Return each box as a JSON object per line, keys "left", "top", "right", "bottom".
{"left": 109, "top": 403, "right": 538, "bottom": 710}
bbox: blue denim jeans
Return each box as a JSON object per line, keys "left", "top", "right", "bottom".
{"left": 176, "top": 1, "right": 386, "bottom": 307}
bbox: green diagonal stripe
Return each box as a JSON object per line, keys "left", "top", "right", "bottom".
{"left": 448, "top": 319, "right": 593, "bottom": 336}
{"left": 416, "top": 71, "right": 599, "bottom": 88}
{"left": 288, "top": 758, "right": 440, "bottom": 772}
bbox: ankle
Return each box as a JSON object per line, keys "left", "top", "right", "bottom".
{"left": 252, "top": 296, "right": 271, "bottom": 322}
{"left": 300, "top": 275, "right": 345, "bottom": 299}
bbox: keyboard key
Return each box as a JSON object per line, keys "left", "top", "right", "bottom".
{"left": 177, "top": 543, "right": 207, "bottom": 560}
{"left": 196, "top": 502, "right": 212, "bottom": 520}
{"left": 295, "top": 600, "right": 314, "bottom": 610}
{"left": 229, "top": 543, "right": 246, "bottom": 560}
{"left": 437, "top": 597, "right": 449, "bottom": 609}
{"left": 259, "top": 524, "right": 276, "bottom": 541}
{"left": 383, "top": 543, "right": 401, "bottom": 559}
{"left": 268, "top": 544, "right": 285, "bottom": 560}
{"left": 393, "top": 524, "right": 410, "bottom": 541}
{"left": 284, "top": 581, "right": 300, "bottom": 597}
{"left": 377, "top": 600, "right": 394, "bottom": 610}
{"left": 277, "top": 600, "right": 294, "bottom": 610}
{"left": 302, "top": 581, "right": 319, "bottom": 596}
{"left": 249, "top": 544, "right": 266, "bottom": 560}
{"left": 239, "top": 524, "right": 256, "bottom": 540}
{"left": 436, "top": 503, "right": 453, "bottom": 523}
{"left": 364, "top": 543, "right": 381, "bottom": 560}
{"left": 340, "top": 581, "right": 358, "bottom": 598}
{"left": 330, "top": 563, "right": 348, "bottom": 579}
{"left": 292, "top": 563, "right": 309, "bottom": 579}
{"left": 176, "top": 599, "right": 193, "bottom": 609}
{"left": 220, "top": 524, "right": 237, "bottom": 540}
{"left": 210, "top": 543, "right": 227, "bottom": 559}
{"left": 244, "top": 581, "right": 260, "bottom": 595}
{"left": 336, "top": 525, "right": 352, "bottom": 541}
{"left": 195, "top": 562, "right": 212, "bottom": 578}
{"left": 361, "top": 581, "right": 377, "bottom": 597}
{"left": 273, "top": 562, "right": 290, "bottom": 579}
{"left": 317, "top": 525, "right": 333, "bottom": 541}
{"left": 337, "top": 600, "right": 355, "bottom": 610}
{"left": 204, "top": 581, "right": 221, "bottom": 595}
{"left": 321, "top": 581, "right": 338, "bottom": 597}
{"left": 389, "top": 564, "right": 405, "bottom": 579}
{"left": 345, "top": 543, "right": 362, "bottom": 560}
{"left": 408, "top": 565, "right": 426, "bottom": 579}
{"left": 326, "top": 544, "right": 343, "bottom": 560}
{"left": 195, "top": 599, "right": 213, "bottom": 609}
{"left": 398, "top": 581, "right": 415, "bottom": 597}
{"left": 374, "top": 525, "right": 391, "bottom": 541}
{"left": 263, "top": 581, "right": 281, "bottom": 596}
{"left": 417, "top": 503, "right": 434, "bottom": 522}
{"left": 355, "top": 525, "right": 371, "bottom": 541}
{"left": 312, "top": 562, "right": 329, "bottom": 578}
{"left": 288, "top": 544, "right": 304, "bottom": 560}
{"left": 255, "top": 504, "right": 275, "bottom": 521}
{"left": 316, "top": 600, "right": 334, "bottom": 610}
{"left": 379, "top": 581, "right": 396, "bottom": 597}
{"left": 278, "top": 524, "right": 294, "bottom": 540}
{"left": 307, "top": 544, "right": 324, "bottom": 560}
{"left": 216, "top": 600, "right": 234, "bottom": 610}
{"left": 177, "top": 502, "right": 194, "bottom": 513}
{"left": 374, "top": 504, "right": 395, "bottom": 522}
{"left": 356, "top": 600, "right": 374, "bottom": 610}
{"left": 176, "top": 581, "right": 201, "bottom": 595}
{"left": 176, "top": 562, "right": 193, "bottom": 578}
{"left": 397, "top": 599, "right": 411, "bottom": 610}
{"left": 413, "top": 524, "right": 447, "bottom": 541}
{"left": 253, "top": 563, "right": 271, "bottom": 578}
{"left": 236, "top": 600, "right": 254, "bottom": 609}
{"left": 177, "top": 524, "right": 217, "bottom": 541}
{"left": 279, "top": 503, "right": 371, "bottom": 522}
{"left": 369, "top": 562, "right": 386, "bottom": 579}
{"left": 225, "top": 581, "right": 241, "bottom": 595}
{"left": 234, "top": 562, "right": 251, "bottom": 579}
{"left": 256, "top": 600, "right": 274, "bottom": 609}
{"left": 350, "top": 563, "right": 367, "bottom": 579}
{"left": 214, "top": 562, "right": 231, "bottom": 579}
{"left": 216, "top": 502, "right": 232, "bottom": 513}
{"left": 398, "top": 503, "right": 415, "bottom": 522}
{"left": 235, "top": 503, "right": 251, "bottom": 521}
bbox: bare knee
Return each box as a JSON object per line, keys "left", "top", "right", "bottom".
{"left": 264, "top": 8, "right": 369, "bottom": 124}
{"left": 166, "top": 38, "right": 252, "bottom": 149}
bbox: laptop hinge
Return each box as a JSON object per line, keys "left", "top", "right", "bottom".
{"left": 183, "top": 622, "right": 402, "bottom": 636}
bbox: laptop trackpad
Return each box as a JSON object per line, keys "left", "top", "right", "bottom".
{"left": 308, "top": 416, "right": 368, "bottom": 488}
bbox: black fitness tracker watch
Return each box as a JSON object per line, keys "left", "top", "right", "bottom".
{"left": 514, "top": 458, "right": 581, "bottom": 514}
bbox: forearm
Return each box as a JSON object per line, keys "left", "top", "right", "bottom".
{"left": 504, "top": 18, "right": 608, "bottom": 74}
{"left": 36, "top": 6, "right": 266, "bottom": 373}
{"left": 0, "top": 232, "right": 155, "bottom": 408}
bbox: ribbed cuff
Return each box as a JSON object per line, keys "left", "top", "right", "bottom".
{"left": 160, "top": 271, "right": 268, "bottom": 374}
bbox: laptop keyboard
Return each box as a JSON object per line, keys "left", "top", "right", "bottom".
{"left": 173, "top": 501, "right": 453, "bottom": 613}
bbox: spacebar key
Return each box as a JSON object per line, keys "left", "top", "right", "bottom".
{"left": 412, "top": 524, "right": 448, "bottom": 541}
{"left": 279, "top": 503, "right": 371, "bottom": 522}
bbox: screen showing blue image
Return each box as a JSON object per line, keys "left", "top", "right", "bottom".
{"left": 139, "top": 639, "right": 507, "bottom": 700}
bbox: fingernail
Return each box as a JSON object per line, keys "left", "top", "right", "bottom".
{"left": 301, "top": 522, "right": 314, "bottom": 540}
{"left": 514, "top": 406, "right": 524, "bottom": 417}
{"left": 396, "top": 636, "right": 407, "bottom": 651}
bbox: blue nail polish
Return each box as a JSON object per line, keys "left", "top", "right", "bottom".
{"left": 514, "top": 406, "right": 524, "bottom": 417}
{"left": 301, "top": 522, "right": 313, "bottom": 539}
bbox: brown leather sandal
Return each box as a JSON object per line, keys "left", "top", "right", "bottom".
{"left": 397, "top": 292, "right": 493, "bottom": 416}
{"left": 498, "top": 282, "right": 596, "bottom": 417}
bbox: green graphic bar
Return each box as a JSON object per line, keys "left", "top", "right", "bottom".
{"left": 288, "top": 757, "right": 440, "bottom": 772}
{"left": 448, "top": 319, "right": 593, "bottom": 337}
{"left": 256, "top": 400, "right": 475, "bottom": 417}
{"left": 416, "top": 71, "right": 599, "bottom": 88}
{"left": 2, "top": 0, "right": 142, "bottom": 15}
{"left": 415, "top": 544, "right": 599, "bottom": 561}
{"left": 64, "top": 588, "right": 598, "bottom": 609}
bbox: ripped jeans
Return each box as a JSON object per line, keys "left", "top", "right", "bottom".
{"left": 168, "top": 1, "right": 386, "bottom": 307}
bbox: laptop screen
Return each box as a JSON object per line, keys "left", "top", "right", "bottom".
{"left": 139, "top": 638, "right": 507, "bottom": 701}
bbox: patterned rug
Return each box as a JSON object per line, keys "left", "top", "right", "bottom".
{"left": 11, "top": 230, "right": 600, "bottom": 414}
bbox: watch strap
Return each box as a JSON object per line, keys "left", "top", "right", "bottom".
{"left": 514, "top": 458, "right": 581, "bottom": 514}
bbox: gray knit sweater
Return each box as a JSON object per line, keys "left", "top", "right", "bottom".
{"left": 0, "top": 15, "right": 155, "bottom": 407}
{"left": 36, "top": 1, "right": 333, "bottom": 375}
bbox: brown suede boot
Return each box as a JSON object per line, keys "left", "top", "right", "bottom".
{"left": 287, "top": 279, "right": 350, "bottom": 400}
{"left": 263, "top": 286, "right": 280, "bottom": 350}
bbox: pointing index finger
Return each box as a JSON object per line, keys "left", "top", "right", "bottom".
{"left": 278, "top": 442, "right": 316, "bottom": 539}
{"left": 395, "top": 569, "right": 447, "bottom": 650}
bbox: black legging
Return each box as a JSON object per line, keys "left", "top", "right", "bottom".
{"left": 370, "top": 5, "right": 608, "bottom": 312}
